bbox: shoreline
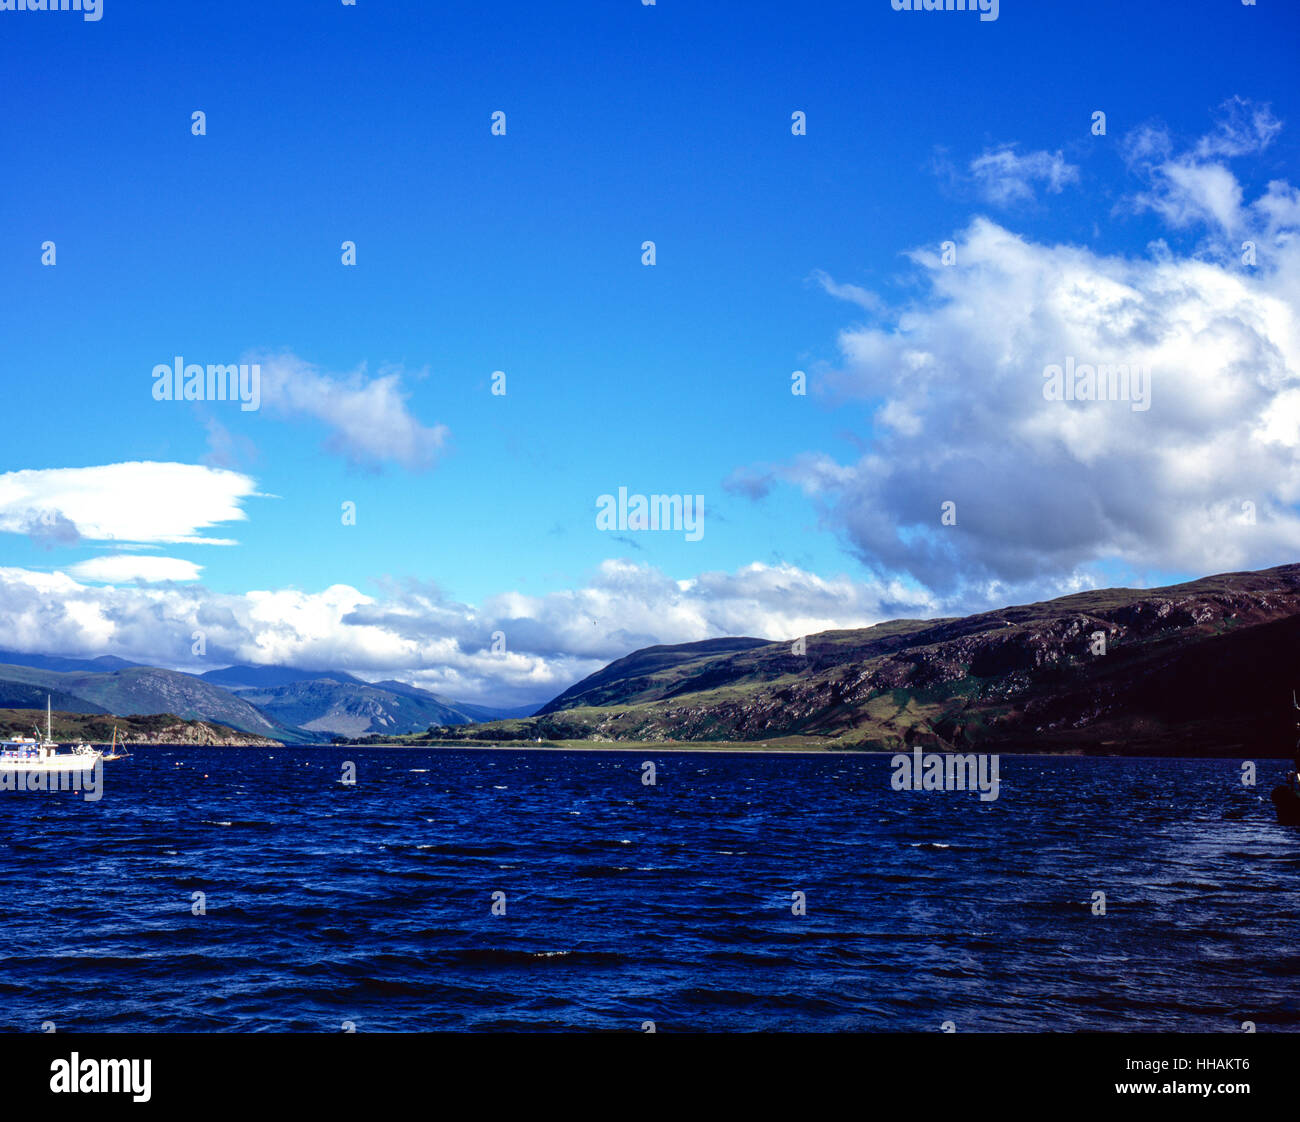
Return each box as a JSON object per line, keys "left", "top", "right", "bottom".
{"left": 128, "top": 740, "right": 1299, "bottom": 760}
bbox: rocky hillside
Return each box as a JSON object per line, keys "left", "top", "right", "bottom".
{"left": 0, "top": 709, "right": 280, "bottom": 746}
{"left": 419, "top": 563, "right": 1300, "bottom": 756}
{"left": 537, "top": 637, "right": 771, "bottom": 713}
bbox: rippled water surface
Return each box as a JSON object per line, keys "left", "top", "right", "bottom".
{"left": 1, "top": 748, "right": 1297, "bottom": 1031}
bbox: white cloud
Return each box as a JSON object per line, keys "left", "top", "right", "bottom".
{"left": 1133, "top": 158, "right": 1246, "bottom": 234}
{"left": 810, "top": 268, "right": 884, "bottom": 313}
{"left": 739, "top": 181, "right": 1300, "bottom": 601}
{"left": 1127, "top": 99, "right": 1289, "bottom": 238}
{"left": 720, "top": 103, "right": 1300, "bottom": 606}
{"left": 0, "top": 560, "right": 932, "bottom": 708}
{"left": 969, "top": 145, "right": 1079, "bottom": 206}
{"left": 0, "top": 462, "right": 256, "bottom": 546}
{"left": 68, "top": 556, "right": 203, "bottom": 584}
{"left": 254, "top": 352, "right": 449, "bottom": 471}
{"left": 1194, "top": 96, "right": 1283, "bottom": 159}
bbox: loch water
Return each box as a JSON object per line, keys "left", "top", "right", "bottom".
{"left": 0, "top": 748, "right": 1296, "bottom": 1032}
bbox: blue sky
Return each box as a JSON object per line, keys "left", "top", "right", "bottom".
{"left": 1, "top": 0, "right": 1298, "bottom": 704}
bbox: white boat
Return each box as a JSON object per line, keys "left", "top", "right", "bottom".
{"left": 0, "top": 697, "right": 103, "bottom": 773}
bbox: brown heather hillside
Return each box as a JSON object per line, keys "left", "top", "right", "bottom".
{"left": 394, "top": 563, "right": 1300, "bottom": 756}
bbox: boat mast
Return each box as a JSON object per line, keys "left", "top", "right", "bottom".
{"left": 47, "top": 695, "right": 51, "bottom": 744}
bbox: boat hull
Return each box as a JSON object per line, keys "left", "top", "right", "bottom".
{"left": 0, "top": 753, "right": 102, "bottom": 772}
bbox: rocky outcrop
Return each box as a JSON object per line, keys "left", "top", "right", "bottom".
{"left": 0, "top": 709, "right": 281, "bottom": 747}
{"left": 119, "top": 721, "right": 280, "bottom": 747}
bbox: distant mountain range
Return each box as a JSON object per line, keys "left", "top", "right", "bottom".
{"left": 195, "top": 663, "right": 368, "bottom": 690}
{"left": 227, "top": 678, "right": 472, "bottom": 739}
{"left": 0, "top": 662, "right": 299, "bottom": 740}
{"left": 0, "top": 649, "right": 141, "bottom": 674}
{"left": 415, "top": 563, "right": 1300, "bottom": 756}
{"left": 0, "top": 654, "right": 540, "bottom": 741}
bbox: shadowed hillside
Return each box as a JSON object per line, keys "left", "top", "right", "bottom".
{"left": 400, "top": 563, "right": 1300, "bottom": 756}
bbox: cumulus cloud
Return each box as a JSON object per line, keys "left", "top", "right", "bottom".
{"left": 0, "top": 560, "right": 932, "bottom": 708}
{"left": 735, "top": 144, "right": 1300, "bottom": 603}
{"left": 969, "top": 145, "right": 1080, "bottom": 206}
{"left": 0, "top": 462, "right": 256, "bottom": 546}
{"left": 254, "top": 352, "right": 449, "bottom": 471}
